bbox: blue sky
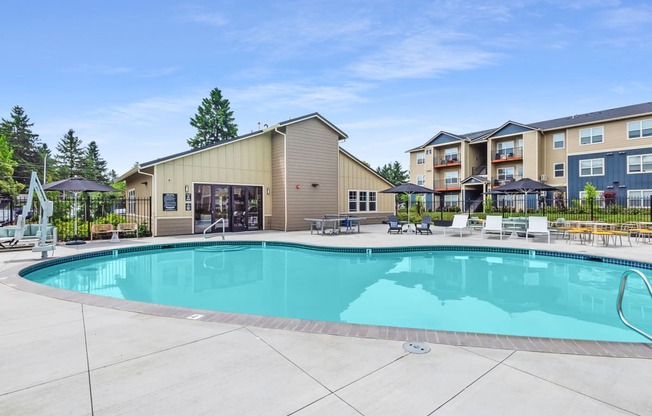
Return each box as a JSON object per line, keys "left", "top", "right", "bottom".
{"left": 2, "top": 0, "right": 652, "bottom": 177}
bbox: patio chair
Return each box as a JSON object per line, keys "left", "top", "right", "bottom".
{"left": 481, "top": 215, "right": 504, "bottom": 240}
{"left": 415, "top": 215, "right": 432, "bottom": 235}
{"left": 444, "top": 214, "right": 469, "bottom": 237}
{"left": 526, "top": 216, "right": 550, "bottom": 243}
{"left": 387, "top": 215, "right": 402, "bottom": 234}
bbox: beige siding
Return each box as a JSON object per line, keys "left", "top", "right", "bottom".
{"left": 541, "top": 129, "right": 568, "bottom": 187}
{"left": 285, "top": 119, "right": 339, "bottom": 231}
{"left": 338, "top": 151, "right": 394, "bottom": 222}
{"left": 409, "top": 150, "right": 427, "bottom": 186}
{"left": 566, "top": 117, "right": 652, "bottom": 155}
{"left": 522, "top": 131, "right": 539, "bottom": 179}
{"left": 153, "top": 134, "right": 273, "bottom": 224}
{"left": 156, "top": 217, "right": 192, "bottom": 236}
{"left": 270, "top": 130, "right": 286, "bottom": 231}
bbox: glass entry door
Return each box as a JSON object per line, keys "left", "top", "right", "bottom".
{"left": 194, "top": 184, "right": 262, "bottom": 233}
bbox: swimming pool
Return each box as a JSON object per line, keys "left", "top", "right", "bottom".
{"left": 20, "top": 242, "right": 652, "bottom": 343}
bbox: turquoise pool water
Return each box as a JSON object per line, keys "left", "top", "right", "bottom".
{"left": 21, "top": 243, "right": 652, "bottom": 343}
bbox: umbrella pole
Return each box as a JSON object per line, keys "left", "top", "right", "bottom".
{"left": 66, "top": 191, "right": 86, "bottom": 245}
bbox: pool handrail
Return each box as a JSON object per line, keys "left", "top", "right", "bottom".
{"left": 203, "top": 218, "right": 225, "bottom": 240}
{"left": 616, "top": 269, "right": 652, "bottom": 341}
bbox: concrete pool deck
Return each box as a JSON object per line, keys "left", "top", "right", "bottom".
{"left": 1, "top": 224, "right": 651, "bottom": 415}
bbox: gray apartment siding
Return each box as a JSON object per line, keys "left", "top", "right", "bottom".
{"left": 285, "top": 119, "right": 339, "bottom": 231}
{"left": 568, "top": 147, "right": 652, "bottom": 198}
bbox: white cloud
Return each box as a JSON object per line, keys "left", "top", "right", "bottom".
{"left": 351, "top": 31, "right": 499, "bottom": 80}
{"left": 600, "top": 6, "right": 652, "bottom": 31}
{"left": 227, "top": 82, "right": 370, "bottom": 112}
{"left": 183, "top": 11, "right": 227, "bottom": 27}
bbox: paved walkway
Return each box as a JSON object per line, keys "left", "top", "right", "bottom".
{"left": 1, "top": 225, "right": 651, "bottom": 415}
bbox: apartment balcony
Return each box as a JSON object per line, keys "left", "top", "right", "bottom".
{"left": 490, "top": 175, "right": 523, "bottom": 188}
{"left": 434, "top": 152, "right": 461, "bottom": 168}
{"left": 434, "top": 179, "right": 461, "bottom": 191}
{"left": 491, "top": 147, "right": 523, "bottom": 163}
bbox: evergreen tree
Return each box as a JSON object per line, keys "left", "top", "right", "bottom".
{"left": 107, "top": 169, "right": 118, "bottom": 183}
{"left": 83, "top": 141, "right": 109, "bottom": 184}
{"left": 0, "top": 106, "right": 42, "bottom": 186}
{"left": 187, "top": 87, "right": 238, "bottom": 149}
{"left": 0, "top": 134, "right": 23, "bottom": 196}
{"left": 376, "top": 161, "right": 409, "bottom": 186}
{"left": 55, "top": 129, "right": 85, "bottom": 178}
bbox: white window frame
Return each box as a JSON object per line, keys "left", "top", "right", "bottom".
{"left": 553, "top": 163, "right": 565, "bottom": 178}
{"left": 497, "top": 167, "right": 515, "bottom": 181}
{"left": 627, "top": 189, "right": 652, "bottom": 208}
{"left": 416, "top": 151, "right": 425, "bottom": 165}
{"left": 444, "top": 147, "right": 459, "bottom": 161}
{"left": 579, "top": 158, "right": 604, "bottom": 177}
{"left": 444, "top": 171, "right": 458, "bottom": 185}
{"left": 348, "top": 190, "right": 377, "bottom": 212}
{"left": 579, "top": 127, "right": 604, "bottom": 145}
{"left": 416, "top": 174, "right": 425, "bottom": 186}
{"left": 627, "top": 154, "right": 652, "bottom": 174}
{"left": 628, "top": 119, "right": 652, "bottom": 139}
{"left": 348, "top": 191, "right": 357, "bottom": 212}
{"left": 553, "top": 132, "right": 565, "bottom": 149}
{"left": 444, "top": 194, "right": 459, "bottom": 207}
{"left": 497, "top": 141, "right": 514, "bottom": 156}
{"left": 127, "top": 189, "right": 136, "bottom": 214}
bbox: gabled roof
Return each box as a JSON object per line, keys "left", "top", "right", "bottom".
{"left": 412, "top": 101, "right": 652, "bottom": 149}
{"left": 529, "top": 101, "right": 652, "bottom": 130}
{"left": 139, "top": 128, "right": 265, "bottom": 169}
{"left": 278, "top": 112, "right": 348, "bottom": 140}
{"left": 485, "top": 120, "right": 536, "bottom": 139}
{"left": 461, "top": 175, "right": 488, "bottom": 185}
{"left": 125, "top": 113, "right": 346, "bottom": 172}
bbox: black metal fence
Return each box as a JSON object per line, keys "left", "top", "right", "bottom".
{"left": 3, "top": 195, "right": 152, "bottom": 242}
{"left": 432, "top": 195, "right": 652, "bottom": 224}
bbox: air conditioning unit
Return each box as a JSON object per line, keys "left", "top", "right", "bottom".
{"left": 539, "top": 174, "right": 548, "bottom": 182}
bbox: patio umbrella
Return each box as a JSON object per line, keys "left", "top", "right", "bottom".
{"left": 381, "top": 183, "right": 441, "bottom": 231}
{"left": 490, "top": 177, "right": 558, "bottom": 194}
{"left": 43, "top": 177, "right": 118, "bottom": 244}
{"left": 490, "top": 177, "right": 558, "bottom": 212}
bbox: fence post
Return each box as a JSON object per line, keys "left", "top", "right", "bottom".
{"left": 649, "top": 195, "right": 652, "bottom": 222}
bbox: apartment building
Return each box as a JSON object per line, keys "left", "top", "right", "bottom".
{"left": 408, "top": 102, "right": 652, "bottom": 212}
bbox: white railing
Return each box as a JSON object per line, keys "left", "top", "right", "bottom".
{"left": 203, "top": 218, "right": 225, "bottom": 240}
{"left": 616, "top": 269, "right": 652, "bottom": 341}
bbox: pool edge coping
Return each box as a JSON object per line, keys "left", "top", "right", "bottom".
{"left": 6, "top": 242, "right": 652, "bottom": 359}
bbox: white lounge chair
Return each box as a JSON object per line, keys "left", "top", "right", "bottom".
{"left": 526, "top": 216, "right": 550, "bottom": 243}
{"left": 481, "top": 215, "right": 504, "bottom": 240}
{"left": 444, "top": 214, "right": 469, "bottom": 237}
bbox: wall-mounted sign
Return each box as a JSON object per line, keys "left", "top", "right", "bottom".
{"left": 185, "top": 203, "right": 192, "bottom": 211}
{"left": 163, "top": 193, "right": 177, "bottom": 211}
{"left": 185, "top": 192, "right": 192, "bottom": 201}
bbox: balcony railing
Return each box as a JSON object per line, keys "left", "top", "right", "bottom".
{"left": 435, "top": 152, "right": 461, "bottom": 167}
{"left": 434, "top": 179, "right": 461, "bottom": 190}
{"left": 490, "top": 175, "right": 523, "bottom": 187}
{"left": 492, "top": 147, "right": 523, "bottom": 162}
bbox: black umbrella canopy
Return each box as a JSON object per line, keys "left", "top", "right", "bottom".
{"left": 381, "top": 183, "right": 441, "bottom": 226}
{"left": 43, "top": 177, "right": 118, "bottom": 193}
{"left": 381, "top": 183, "right": 441, "bottom": 195}
{"left": 490, "top": 177, "right": 557, "bottom": 194}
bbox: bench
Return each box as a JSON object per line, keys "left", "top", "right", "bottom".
{"left": 117, "top": 223, "right": 138, "bottom": 238}
{"left": 90, "top": 224, "right": 114, "bottom": 241}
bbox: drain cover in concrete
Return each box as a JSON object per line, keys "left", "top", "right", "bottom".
{"left": 402, "top": 342, "right": 431, "bottom": 354}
